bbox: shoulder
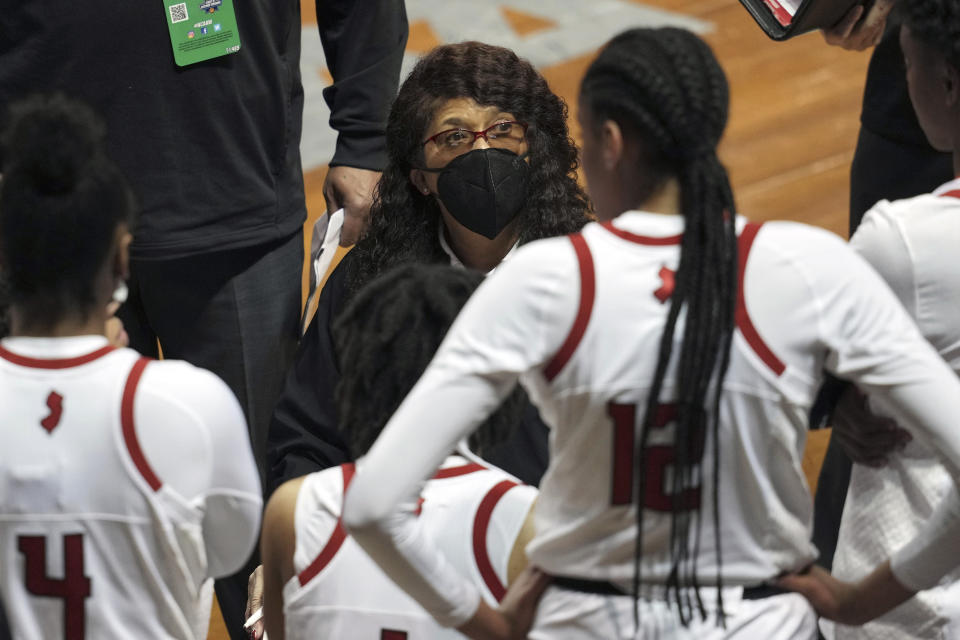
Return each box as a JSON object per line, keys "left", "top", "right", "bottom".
{"left": 137, "top": 359, "right": 239, "bottom": 410}
{"left": 135, "top": 359, "right": 246, "bottom": 441}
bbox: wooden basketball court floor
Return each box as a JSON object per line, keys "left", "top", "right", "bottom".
{"left": 209, "top": 1, "right": 873, "bottom": 636}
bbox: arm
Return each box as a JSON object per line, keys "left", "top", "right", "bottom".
{"left": 265, "top": 263, "right": 352, "bottom": 496}
{"left": 796, "top": 236, "right": 960, "bottom": 618}
{"left": 507, "top": 499, "right": 538, "bottom": 586}
{"left": 316, "top": 0, "right": 408, "bottom": 245}
{"left": 260, "top": 478, "right": 305, "bottom": 640}
{"left": 343, "top": 244, "right": 577, "bottom": 636}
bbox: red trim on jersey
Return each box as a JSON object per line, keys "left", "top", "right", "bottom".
{"left": 544, "top": 234, "right": 596, "bottom": 382}
{"left": 736, "top": 223, "right": 785, "bottom": 376}
{"left": 472, "top": 479, "right": 519, "bottom": 602}
{"left": 298, "top": 463, "right": 356, "bottom": 587}
{"left": 0, "top": 344, "right": 114, "bottom": 369}
{"left": 599, "top": 221, "right": 683, "bottom": 245}
{"left": 940, "top": 189, "right": 960, "bottom": 199}
{"left": 433, "top": 462, "right": 487, "bottom": 479}
{"left": 121, "top": 357, "right": 162, "bottom": 491}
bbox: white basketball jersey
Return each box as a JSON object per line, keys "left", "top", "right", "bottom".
{"left": 519, "top": 213, "right": 846, "bottom": 585}
{"left": 283, "top": 455, "right": 535, "bottom": 640}
{"left": 828, "top": 180, "right": 960, "bottom": 640}
{"left": 0, "top": 336, "right": 262, "bottom": 640}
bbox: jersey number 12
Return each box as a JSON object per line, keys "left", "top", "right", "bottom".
{"left": 608, "top": 402, "right": 703, "bottom": 511}
{"left": 18, "top": 534, "right": 90, "bottom": 640}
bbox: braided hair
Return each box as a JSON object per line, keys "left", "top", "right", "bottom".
{"left": 0, "top": 95, "right": 135, "bottom": 330}
{"left": 332, "top": 263, "right": 524, "bottom": 459}
{"left": 580, "top": 28, "right": 737, "bottom": 625}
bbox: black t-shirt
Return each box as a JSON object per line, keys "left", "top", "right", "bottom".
{"left": 860, "top": 16, "right": 929, "bottom": 147}
{"left": 0, "top": 1, "right": 406, "bottom": 259}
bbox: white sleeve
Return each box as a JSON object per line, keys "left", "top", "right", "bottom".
{"left": 343, "top": 242, "right": 577, "bottom": 627}
{"left": 809, "top": 237, "right": 960, "bottom": 590}
{"left": 197, "top": 372, "right": 263, "bottom": 578}
{"left": 137, "top": 363, "right": 263, "bottom": 579}
{"left": 849, "top": 203, "right": 917, "bottom": 317}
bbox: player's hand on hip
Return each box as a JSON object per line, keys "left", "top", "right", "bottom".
{"left": 500, "top": 567, "right": 550, "bottom": 638}
{"left": 245, "top": 565, "right": 265, "bottom": 640}
{"left": 831, "top": 386, "right": 910, "bottom": 467}
{"left": 777, "top": 561, "right": 915, "bottom": 626}
{"left": 458, "top": 568, "right": 550, "bottom": 640}
{"left": 821, "top": 0, "right": 894, "bottom": 51}
{"left": 322, "top": 166, "right": 382, "bottom": 247}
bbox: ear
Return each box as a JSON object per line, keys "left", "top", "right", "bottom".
{"left": 944, "top": 61, "right": 960, "bottom": 109}
{"left": 600, "top": 119, "right": 625, "bottom": 171}
{"left": 409, "top": 169, "right": 431, "bottom": 196}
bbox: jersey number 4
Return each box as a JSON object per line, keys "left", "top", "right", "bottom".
{"left": 18, "top": 534, "right": 91, "bottom": 640}
{"left": 608, "top": 402, "right": 703, "bottom": 511}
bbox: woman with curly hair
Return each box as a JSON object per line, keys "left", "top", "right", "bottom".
{"left": 264, "top": 41, "right": 590, "bottom": 495}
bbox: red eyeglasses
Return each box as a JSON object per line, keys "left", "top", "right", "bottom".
{"left": 422, "top": 121, "right": 528, "bottom": 155}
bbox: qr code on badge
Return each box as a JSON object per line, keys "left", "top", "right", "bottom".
{"left": 169, "top": 3, "right": 189, "bottom": 23}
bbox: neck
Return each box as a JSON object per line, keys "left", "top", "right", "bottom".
{"left": 9, "top": 306, "right": 108, "bottom": 339}
{"left": 440, "top": 214, "right": 519, "bottom": 272}
{"left": 633, "top": 176, "right": 682, "bottom": 216}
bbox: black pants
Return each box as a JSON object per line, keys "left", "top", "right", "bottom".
{"left": 811, "top": 127, "right": 952, "bottom": 571}
{"left": 119, "top": 230, "right": 303, "bottom": 640}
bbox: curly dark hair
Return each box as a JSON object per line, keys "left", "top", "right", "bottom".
{"left": 581, "top": 27, "right": 736, "bottom": 625}
{"left": 0, "top": 94, "right": 135, "bottom": 330}
{"left": 902, "top": 0, "right": 960, "bottom": 69}
{"left": 345, "top": 41, "right": 590, "bottom": 296}
{"left": 332, "top": 263, "right": 525, "bottom": 459}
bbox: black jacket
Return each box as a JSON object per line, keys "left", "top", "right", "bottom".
{"left": 0, "top": 1, "right": 407, "bottom": 258}
{"left": 266, "top": 252, "right": 551, "bottom": 496}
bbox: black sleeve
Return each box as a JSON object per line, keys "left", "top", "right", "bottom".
{"left": 265, "top": 261, "right": 351, "bottom": 496}
{"left": 317, "top": 0, "right": 409, "bottom": 170}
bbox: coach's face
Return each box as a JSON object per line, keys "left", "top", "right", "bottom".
{"left": 901, "top": 25, "right": 959, "bottom": 152}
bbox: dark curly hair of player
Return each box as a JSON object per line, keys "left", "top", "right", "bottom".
{"left": 581, "top": 27, "right": 737, "bottom": 625}
{"left": 344, "top": 41, "right": 590, "bottom": 297}
{"left": 332, "top": 263, "right": 524, "bottom": 459}
{"left": 901, "top": 0, "right": 960, "bottom": 69}
{"left": 0, "top": 94, "right": 135, "bottom": 331}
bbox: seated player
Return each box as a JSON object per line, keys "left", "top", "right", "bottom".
{"left": 260, "top": 264, "right": 537, "bottom": 640}
{"left": 341, "top": 27, "right": 960, "bottom": 639}
{"left": 0, "top": 96, "right": 262, "bottom": 639}
{"left": 822, "top": 2, "right": 960, "bottom": 638}
{"left": 265, "top": 41, "right": 591, "bottom": 495}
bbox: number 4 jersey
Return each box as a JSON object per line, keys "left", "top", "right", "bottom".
{"left": 0, "top": 337, "right": 262, "bottom": 640}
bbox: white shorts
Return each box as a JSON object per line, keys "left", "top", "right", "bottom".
{"left": 529, "top": 585, "right": 818, "bottom": 640}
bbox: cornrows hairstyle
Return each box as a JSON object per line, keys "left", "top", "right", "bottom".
{"left": 580, "top": 27, "right": 737, "bottom": 625}
{"left": 332, "top": 263, "right": 524, "bottom": 459}
{"left": 0, "top": 95, "right": 135, "bottom": 330}
{"left": 902, "top": 0, "right": 960, "bottom": 69}
{"left": 345, "top": 41, "right": 590, "bottom": 298}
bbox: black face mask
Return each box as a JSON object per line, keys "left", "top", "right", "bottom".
{"left": 422, "top": 148, "right": 530, "bottom": 240}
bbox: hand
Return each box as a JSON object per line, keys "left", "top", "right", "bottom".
{"left": 500, "top": 567, "right": 551, "bottom": 639}
{"left": 457, "top": 568, "right": 551, "bottom": 640}
{"left": 245, "top": 565, "right": 265, "bottom": 640}
{"left": 104, "top": 301, "right": 128, "bottom": 348}
{"left": 777, "top": 562, "right": 914, "bottom": 626}
{"left": 821, "top": 1, "right": 894, "bottom": 51}
{"left": 322, "top": 165, "right": 382, "bottom": 247}
{"left": 832, "top": 386, "right": 910, "bottom": 467}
